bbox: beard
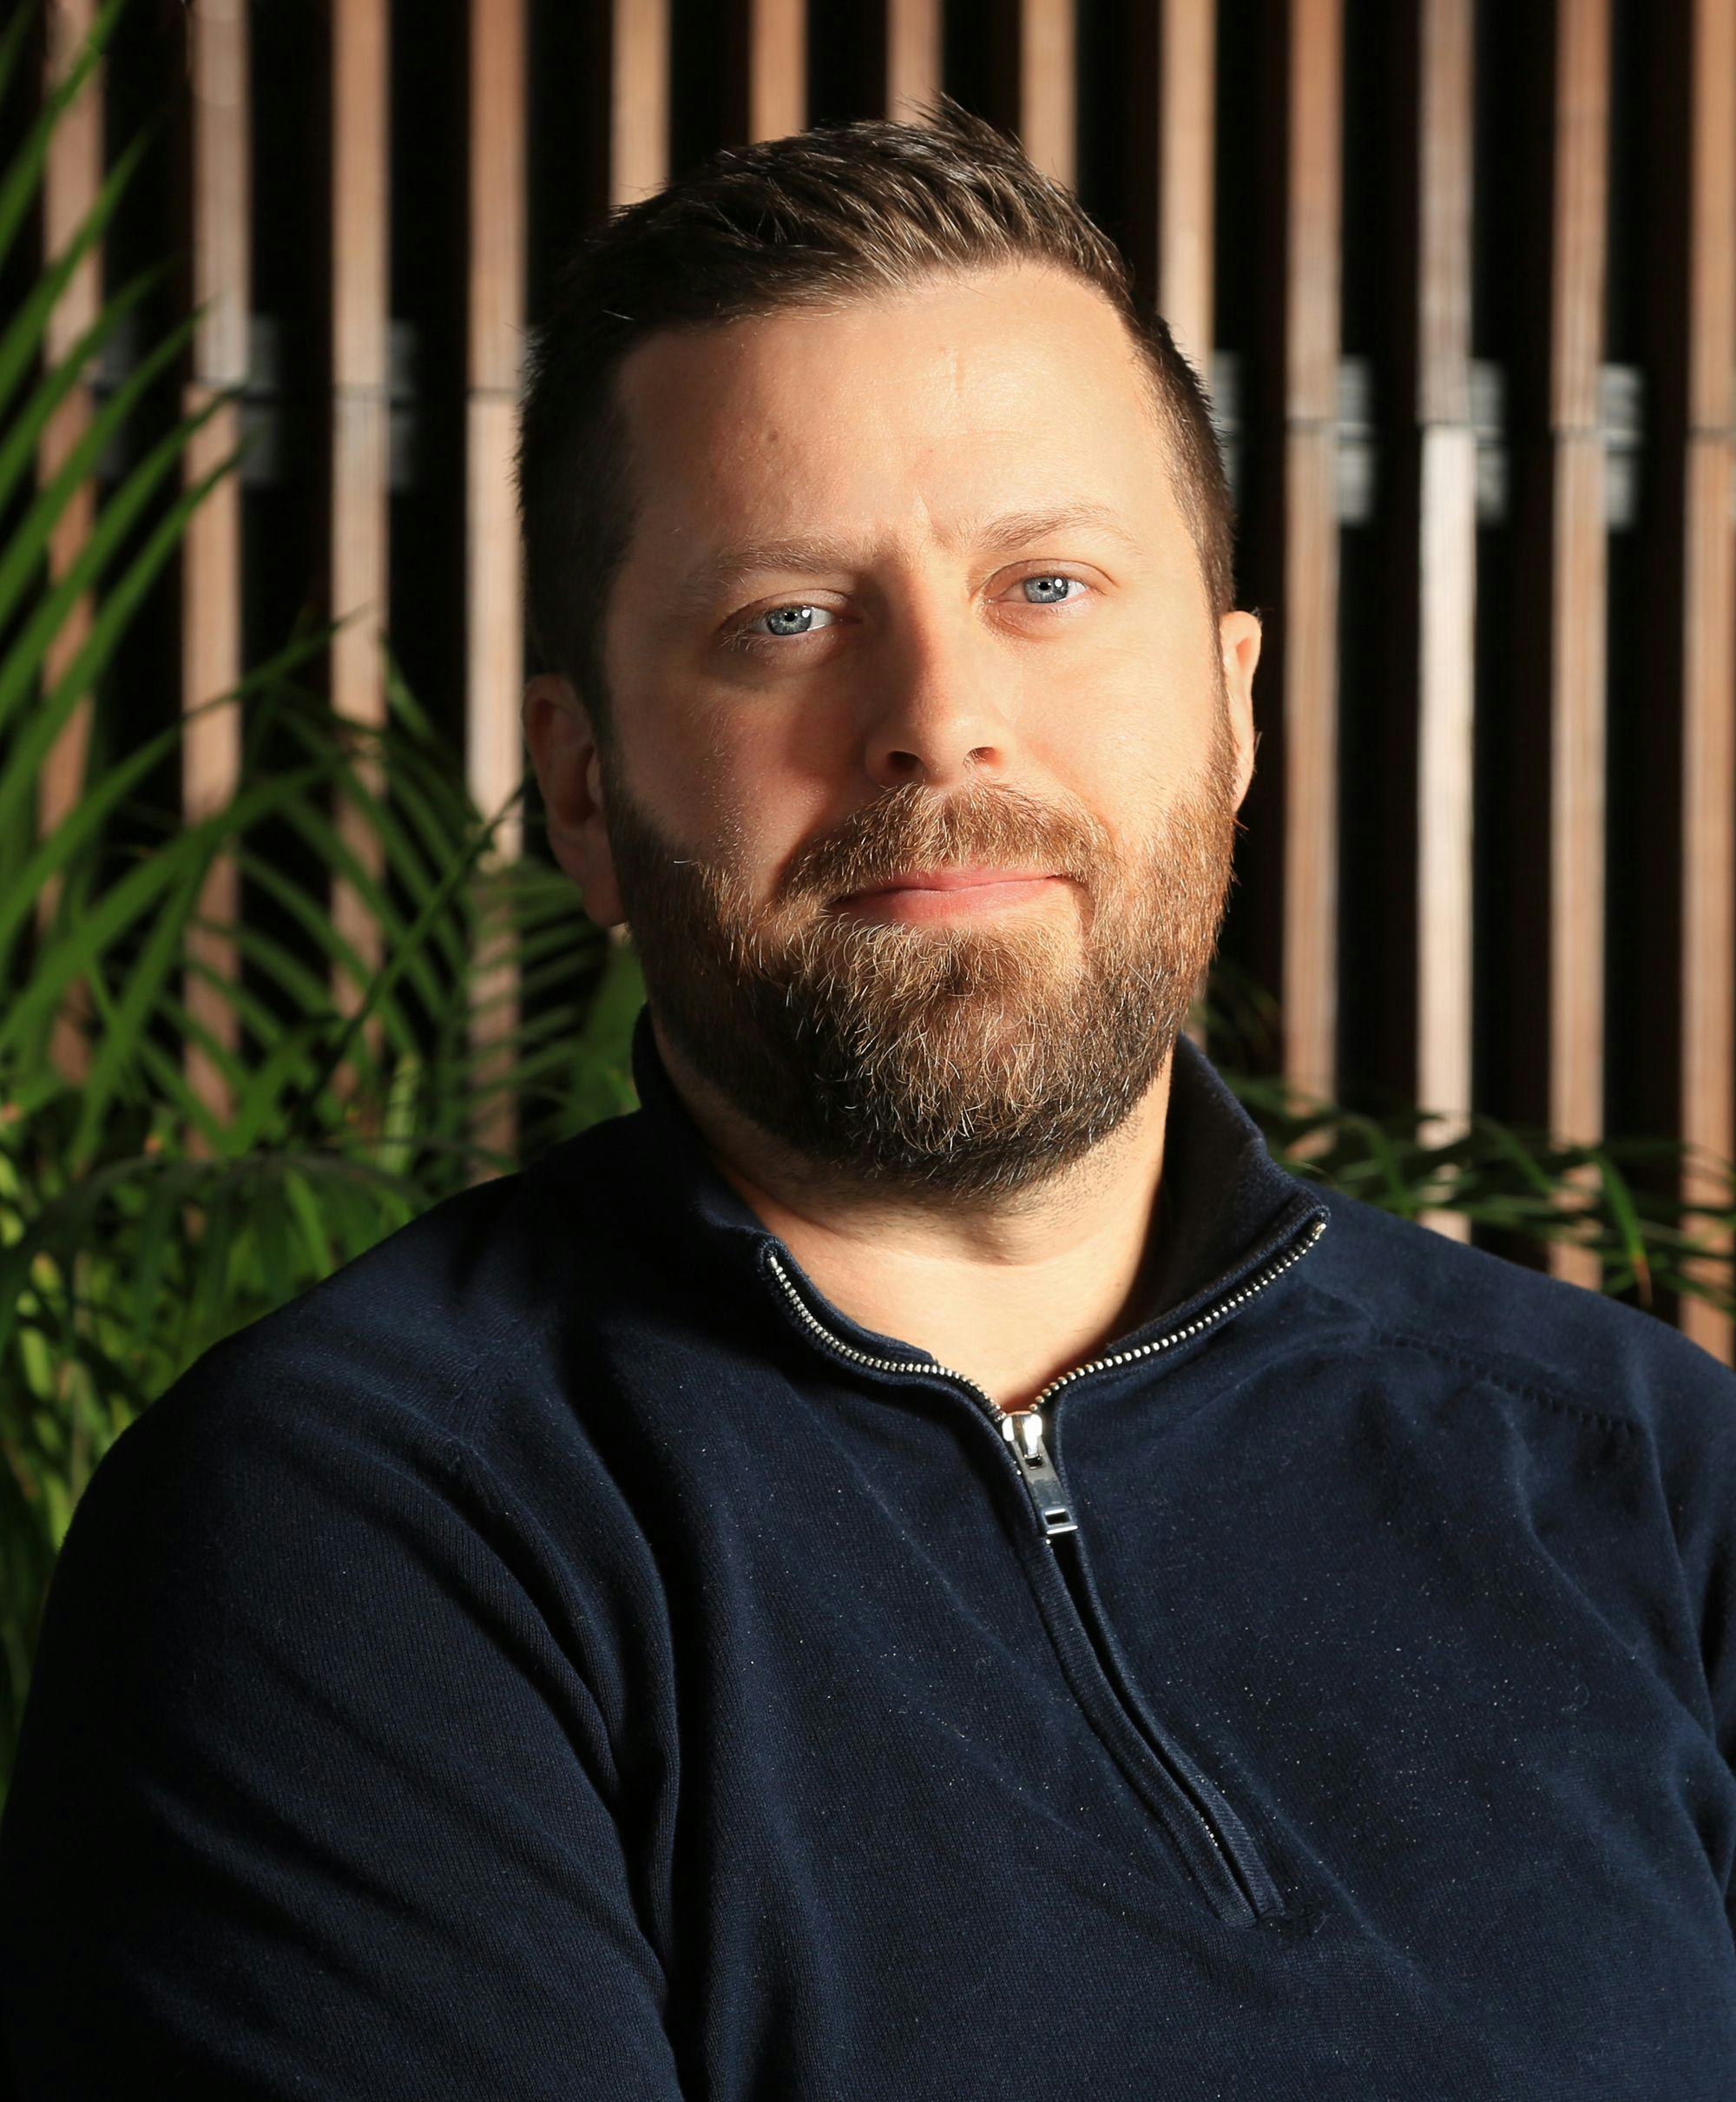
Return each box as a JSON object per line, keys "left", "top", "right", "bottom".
{"left": 600, "top": 708, "right": 1241, "bottom": 1201}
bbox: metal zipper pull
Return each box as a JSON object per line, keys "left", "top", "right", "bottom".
{"left": 1002, "top": 1408, "right": 1077, "bottom": 1538}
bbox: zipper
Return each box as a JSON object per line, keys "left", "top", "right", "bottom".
{"left": 766, "top": 1209, "right": 1326, "bottom": 1537}
{"left": 761, "top": 1206, "right": 1328, "bottom": 1926}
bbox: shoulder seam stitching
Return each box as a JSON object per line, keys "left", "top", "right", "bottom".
{"left": 1364, "top": 1326, "right": 1641, "bottom": 1437}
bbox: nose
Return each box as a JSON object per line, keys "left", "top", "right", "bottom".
{"left": 858, "top": 602, "right": 1016, "bottom": 793}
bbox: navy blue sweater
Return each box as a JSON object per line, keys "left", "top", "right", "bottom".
{"left": 5, "top": 1010, "right": 1736, "bottom": 2098}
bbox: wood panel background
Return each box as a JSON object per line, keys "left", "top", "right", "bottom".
{"left": 16, "top": 0, "right": 1736, "bottom": 1361}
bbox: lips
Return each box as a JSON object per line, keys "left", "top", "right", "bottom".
{"left": 842, "top": 866, "right": 1059, "bottom": 901}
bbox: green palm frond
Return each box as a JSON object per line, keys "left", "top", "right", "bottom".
{"left": 1226, "top": 1073, "right": 1736, "bottom": 1316}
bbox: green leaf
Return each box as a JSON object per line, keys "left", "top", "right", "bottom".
{"left": 1587, "top": 1146, "right": 1653, "bottom": 1307}
{"left": 0, "top": 339, "right": 227, "bottom": 722}
{"left": 0, "top": 121, "right": 158, "bottom": 439}
{"left": 0, "top": 0, "right": 132, "bottom": 280}
{"left": 0, "top": 259, "right": 167, "bottom": 519}
{"left": 68, "top": 847, "right": 211, "bottom": 1169}
{"left": 0, "top": 761, "right": 332, "bottom": 1070}
{"left": 285, "top": 782, "right": 529, "bottom": 1127}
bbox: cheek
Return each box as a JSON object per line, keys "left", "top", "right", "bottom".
{"left": 669, "top": 729, "right": 835, "bottom": 895}
{"left": 705, "top": 675, "right": 880, "bottom": 826}
{"left": 1024, "top": 648, "right": 1207, "bottom": 809}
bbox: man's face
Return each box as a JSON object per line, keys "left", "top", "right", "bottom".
{"left": 526, "top": 261, "right": 1260, "bottom": 1197}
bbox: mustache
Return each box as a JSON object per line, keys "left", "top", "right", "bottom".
{"left": 777, "top": 781, "right": 1113, "bottom": 905}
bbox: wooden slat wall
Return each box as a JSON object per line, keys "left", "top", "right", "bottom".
{"left": 329, "top": 0, "right": 391, "bottom": 1035}
{"left": 465, "top": 0, "right": 527, "bottom": 1164}
{"left": 1147, "top": 0, "right": 1217, "bottom": 1056}
{"left": 884, "top": 0, "right": 944, "bottom": 119}
{"left": 1016, "top": 0, "right": 1075, "bottom": 186}
{"left": 181, "top": 0, "right": 248, "bottom": 1127}
{"left": 1412, "top": 0, "right": 1477, "bottom": 1240}
{"left": 1676, "top": 0, "right": 1736, "bottom": 1361}
{"left": 1279, "top": 0, "right": 1345, "bottom": 1106}
{"left": 464, "top": 0, "right": 526, "bottom": 850}
{"left": 1155, "top": 0, "right": 1216, "bottom": 372}
{"left": 1543, "top": 0, "right": 1611, "bottom": 1290}
{"left": 27, "top": 0, "right": 1736, "bottom": 1361}
{"left": 742, "top": 0, "right": 806, "bottom": 141}
{"left": 611, "top": 0, "right": 671, "bottom": 205}
{"left": 36, "top": 0, "right": 101, "bottom": 1084}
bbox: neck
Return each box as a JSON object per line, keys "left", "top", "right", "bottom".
{"left": 651, "top": 1013, "right": 1175, "bottom": 1410}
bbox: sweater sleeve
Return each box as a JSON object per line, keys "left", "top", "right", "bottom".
{"left": 0, "top": 1353, "right": 689, "bottom": 2101}
{"left": 1648, "top": 1355, "right": 1736, "bottom": 1936}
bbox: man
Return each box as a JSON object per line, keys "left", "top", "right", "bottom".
{"left": 3, "top": 103, "right": 1734, "bottom": 2101}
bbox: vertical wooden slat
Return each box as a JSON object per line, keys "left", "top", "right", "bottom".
{"left": 1677, "top": 0, "right": 1736, "bottom": 1359}
{"left": 611, "top": 0, "right": 669, "bottom": 207}
{"left": 1413, "top": 0, "right": 1476, "bottom": 1240}
{"left": 466, "top": 0, "right": 526, "bottom": 1166}
{"left": 37, "top": 0, "right": 102, "bottom": 1083}
{"left": 743, "top": 0, "right": 806, "bottom": 142}
{"left": 1544, "top": 0, "right": 1610, "bottom": 1288}
{"left": 467, "top": 0, "right": 525, "bottom": 847}
{"left": 1141, "top": 0, "right": 1218, "bottom": 1057}
{"left": 1156, "top": 0, "right": 1216, "bottom": 370}
{"left": 884, "top": 0, "right": 944, "bottom": 121}
{"left": 330, "top": 0, "right": 391, "bottom": 1034}
{"left": 182, "top": 0, "right": 249, "bottom": 1128}
{"left": 1017, "top": 0, "right": 1076, "bottom": 188}
{"left": 1280, "top": 0, "right": 1343, "bottom": 1104}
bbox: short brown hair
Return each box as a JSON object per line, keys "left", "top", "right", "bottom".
{"left": 515, "top": 97, "right": 1234, "bottom": 740}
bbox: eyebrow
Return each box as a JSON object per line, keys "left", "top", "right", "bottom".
{"left": 677, "top": 501, "right": 1144, "bottom": 610}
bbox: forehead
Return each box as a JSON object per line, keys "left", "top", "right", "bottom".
{"left": 608, "top": 262, "right": 1187, "bottom": 588}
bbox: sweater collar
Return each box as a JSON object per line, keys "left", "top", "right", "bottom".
{"left": 621, "top": 1002, "right": 1329, "bottom": 1362}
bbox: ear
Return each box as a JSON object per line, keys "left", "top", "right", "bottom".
{"left": 1218, "top": 610, "right": 1261, "bottom": 812}
{"left": 521, "top": 674, "right": 626, "bottom": 928}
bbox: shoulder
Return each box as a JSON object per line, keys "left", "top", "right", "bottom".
{"left": 1305, "top": 1185, "right": 1736, "bottom": 1446}
{"left": 95, "top": 1109, "right": 654, "bottom": 1511}
{"left": 43, "top": 1110, "right": 685, "bottom": 1710}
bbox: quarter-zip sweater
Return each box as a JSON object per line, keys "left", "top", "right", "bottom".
{"left": 4, "top": 1011, "right": 1736, "bottom": 2099}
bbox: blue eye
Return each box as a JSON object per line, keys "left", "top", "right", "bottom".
{"left": 1020, "top": 575, "right": 1084, "bottom": 604}
{"left": 752, "top": 603, "right": 838, "bottom": 640}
